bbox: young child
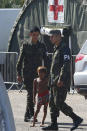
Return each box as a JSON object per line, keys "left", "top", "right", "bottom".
{"left": 32, "top": 66, "right": 49, "bottom": 127}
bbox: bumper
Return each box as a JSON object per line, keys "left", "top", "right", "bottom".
{"left": 75, "top": 85, "right": 87, "bottom": 97}
{"left": 74, "top": 72, "right": 87, "bottom": 85}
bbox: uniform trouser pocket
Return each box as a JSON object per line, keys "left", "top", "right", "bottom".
{"left": 49, "top": 88, "right": 59, "bottom": 123}
{"left": 26, "top": 89, "right": 34, "bottom": 116}
{"left": 53, "top": 86, "right": 73, "bottom": 116}
{"left": 24, "top": 79, "right": 34, "bottom": 116}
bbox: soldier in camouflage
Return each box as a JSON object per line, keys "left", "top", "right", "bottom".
{"left": 42, "top": 30, "right": 83, "bottom": 131}
{"left": 16, "top": 27, "right": 48, "bottom": 122}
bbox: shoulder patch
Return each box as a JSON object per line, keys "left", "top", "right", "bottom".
{"left": 64, "top": 55, "right": 70, "bottom": 60}
{"left": 62, "top": 46, "right": 71, "bottom": 61}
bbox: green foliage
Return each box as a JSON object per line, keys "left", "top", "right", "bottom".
{"left": 0, "top": 0, "right": 25, "bottom": 8}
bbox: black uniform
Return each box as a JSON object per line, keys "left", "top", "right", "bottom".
{"left": 44, "top": 41, "right": 83, "bottom": 131}
{"left": 49, "top": 42, "right": 73, "bottom": 125}
{"left": 16, "top": 40, "right": 48, "bottom": 119}
{"left": 42, "top": 30, "right": 83, "bottom": 131}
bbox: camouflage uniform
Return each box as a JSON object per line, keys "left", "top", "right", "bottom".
{"left": 16, "top": 40, "right": 48, "bottom": 119}
{"left": 49, "top": 41, "right": 73, "bottom": 125}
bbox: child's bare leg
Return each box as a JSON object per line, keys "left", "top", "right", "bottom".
{"left": 33, "top": 104, "right": 41, "bottom": 127}
{"left": 40, "top": 104, "right": 48, "bottom": 126}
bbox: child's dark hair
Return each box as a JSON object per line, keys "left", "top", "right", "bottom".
{"left": 37, "top": 66, "right": 47, "bottom": 74}
{"left": 30, "top": 26, "right": 40, "bottom": 33}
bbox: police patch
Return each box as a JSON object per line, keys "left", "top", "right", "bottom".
{"left": 64, "top": 55, "right": 70, "bottom": 60}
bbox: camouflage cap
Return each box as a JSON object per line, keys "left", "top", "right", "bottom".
{"left": 49, "top": 30, "right": 61, "bottom": 36}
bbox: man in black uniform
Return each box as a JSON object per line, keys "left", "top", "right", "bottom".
{"left": 42, "top": 30, "right": 83, "bottom": 131}
{"left": 16, "top": 27, "right": 48, "bottom": 122}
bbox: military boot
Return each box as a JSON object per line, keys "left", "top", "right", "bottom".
{"left": 24, "top": 111, "right": 31, "bottom": 122}
{"left": 42, "top": 114, "right": 58, "bottom": 130}
{"left": 71, "top": 116, "right": 83, "bottom": 131}
{"left": 69, "top": 112, "right": 83, "bottom": 131}
{"left": 42, "top": 123, "right": 58, "bottom": 130}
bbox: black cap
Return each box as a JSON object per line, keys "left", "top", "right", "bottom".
{"left": 49, "top": 30, "right": 61, "bottom": 36}
{"left": 30, "top": 26, "right": 40, "bottom": 33}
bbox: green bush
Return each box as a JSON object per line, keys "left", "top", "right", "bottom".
{"left": 0, "top": 0, "right": 25, "bottom": 8}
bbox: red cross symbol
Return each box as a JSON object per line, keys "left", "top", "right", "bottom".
{"left": 49, "top": 0, "right": 63, "bottom": 20}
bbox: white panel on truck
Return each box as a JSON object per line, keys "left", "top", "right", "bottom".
{"left": 0, "top": 9, "right": 21, "bottom": 51}
{"left": 0, "top": 73, "right": 16, "bottom": 131}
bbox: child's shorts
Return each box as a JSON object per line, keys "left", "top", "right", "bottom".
{"left": 38, "top": 90, "right": 49, "bottom": 105}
